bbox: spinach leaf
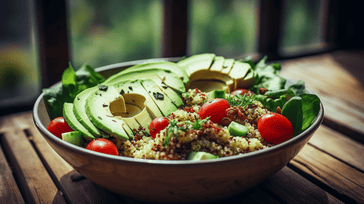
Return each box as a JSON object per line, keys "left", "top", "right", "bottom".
{"left": 300, "top": 94, "right": 321, "bottom": 131}
{"left": 288, "top": 80, "right": 306, "bottom": 96}
{"left": 43, "top": 63, "right": 106, "bottom": 119}
{"left": 281, "top": 96, "right": 303, "bottom": 136}
{"left": 250, "top": 56, "right": 286, "bottom": 92}
{"left": 254, "top": 94, "right": 286, "bottom": 112}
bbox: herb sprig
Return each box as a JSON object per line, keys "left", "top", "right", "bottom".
{"left": 226, "top": 94, "right": 257, "bottom": 109}
{"left": 163, "top": 117, "right": 210, "bottom": 146}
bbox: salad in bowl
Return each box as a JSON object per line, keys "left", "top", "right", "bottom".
{"left": 34, "top": 54, "right": 323, "bottom": 203}
{"left": 42, "top": 54, "right": 321, "bottom": 161}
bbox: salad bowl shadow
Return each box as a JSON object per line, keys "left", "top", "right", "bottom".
{"left": 33, "top": 58, "right": 324, "bottom": 203}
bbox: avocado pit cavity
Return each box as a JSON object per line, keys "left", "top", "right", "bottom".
{"left": 109, "top": 94, "right": 147, "bottom": 118}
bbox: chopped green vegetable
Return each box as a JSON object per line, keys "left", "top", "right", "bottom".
{"left": 187, "top": 151, "right": 219, "bottom": 160}
{"left": 228, "top": 121, "right": 249, "bottom": 137}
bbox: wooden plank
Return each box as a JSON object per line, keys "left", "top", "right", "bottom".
{"left": 15, "top": 112, "right": 125, "bottom": 204}
{"left": 309, "top": 125, "right": 364, "bottom": 172}
{"left": 290, "top": 144, "right": 364, "bottom": 203}
{"left": 0, "top": 141, "right": 25, "bottom": 204}
{"left": 279, "top": 51, "right": 364, "bottom": 141}
{"left": 0, "top": 129, "right": 66, "bottom": 204}
{"left": 162, "top": 0, "right": 188, "bottom": 57}
{"left": 261, "top": 167, "right": 343, "bottom": 204}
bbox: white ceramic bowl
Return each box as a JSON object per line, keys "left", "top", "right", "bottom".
{"left": 33, "top": 58, "right": 324, "bottom": 203}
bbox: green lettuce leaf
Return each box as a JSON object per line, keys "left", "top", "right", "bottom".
{"left": 43, "top": 63, "right": 105, "bottom": 119}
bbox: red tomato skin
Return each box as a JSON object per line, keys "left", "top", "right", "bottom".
{"left": 258, "top": 113, "right": 294, "bottom": 144}
{"left": 198, "top": 98, "right": 230, "bottom": 124}
{"left": 231, "top": 89, "right": 254, "bottom": 96}
{"left": 86, "top": 138, "right": 119, "bottom": 156}
{"left": 47, "top": 117, "right": 74, "bottom": 139}
{"left": 149, "top": 117, "right": 170, "bottom": 138}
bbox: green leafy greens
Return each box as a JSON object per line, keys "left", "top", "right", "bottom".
{"left": 43, "top": 63, "right": 106, "bottom": 119}
{"left": 243, "top": 56, "right": 286, "bottom": 92}
{"left": 239, "top": 56, "right": 321, "bottom": 137}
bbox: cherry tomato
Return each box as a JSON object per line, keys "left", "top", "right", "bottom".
{"left": 47, "top": 116, "right": 74, "bottom": 139}
{"left": 86, "top": 138, "right": 119, "bottom": 156}
{"left": 149, "top": 117, "right": 170, "bottom": 138}
{"left": 231, "top": 89, "right": 254, "bottom": 96}
{"left": 198, "top": 98, "right": 230, "bottom": 124}
{"left": 258, "top": 113, "right": 294, "bottom": 144}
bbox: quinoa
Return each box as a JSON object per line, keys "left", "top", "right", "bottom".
{"left": 115, "top": 88, "right": 275, "bottom": 160}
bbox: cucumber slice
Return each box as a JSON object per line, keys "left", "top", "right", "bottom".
{"left": 228, "top": 121, "right": 249, "bottom": 137}
{"left": 62, "top": 131, "right": 83, "bottom": 146}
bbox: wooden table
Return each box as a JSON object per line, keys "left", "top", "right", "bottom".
{"left": 1, "top": 50, "right": 364, "bottom": 204}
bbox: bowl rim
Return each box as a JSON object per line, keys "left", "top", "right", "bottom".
{"left": 32, "top": 58, "right": 325, "bottom": 167}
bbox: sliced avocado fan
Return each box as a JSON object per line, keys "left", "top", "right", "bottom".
{"left": 86, "top": 86, "right": 133, "bottom": 141}
{"left": 63, "top": 102, "right": 95, "bottom": 140}
{"left": 116, "top": 61, "right": 189, "bottom": 84}
{"left": 179, "top": 54, "right": 257, "bottom": 92}
{"left": 103, "top": 69, "right": 185, "bottom": 94}
{"left": 73, "top": 87, "right": 101, "bottom": 137}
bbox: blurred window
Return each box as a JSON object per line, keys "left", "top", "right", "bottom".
{"left": 188, "top": 0, "right": 258, "bottom": 58}
{"left": 68, "top": 0, "right": 163, "bottom": 69}
{"left": 280, "top": 0, "right": 326, "bottom": 56}
{"left": 0, "top": 0, "right": 40, "bottom": 111}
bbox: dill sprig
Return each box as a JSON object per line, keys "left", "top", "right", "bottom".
{"left": 226, "top": 93, "right": 257, "bottom": 109}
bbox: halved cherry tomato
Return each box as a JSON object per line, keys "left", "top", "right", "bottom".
{"left": 198, "top": 98, "right": 230, "bottom": 124}
{"left": 149, "top": 117, "right": 170, "bottom": 139}
{"left": 47, "top": 116, "right": 74, "bottom": 139}
{"left": 231, "top": 89, "right": 254, "bottom": 96}
{"left": 258, "top": 113, "right": 294, "bottom": 144}
{"left": 86, "top": 138, "right": 119, "bottom": 156}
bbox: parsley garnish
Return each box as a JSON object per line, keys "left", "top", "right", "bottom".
{"left": 227, "top": 94, "right": 256, "bottom": 109}
{"left": 164, "top": 119, "right": 178, "bottom": 146}
{"left": 184, "top": 117, "right": 210, "bottom": 130}
{"left": 163, "top": 117, "right": 210, "bottom": 147}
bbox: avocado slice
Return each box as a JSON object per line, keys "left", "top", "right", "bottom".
{"left": 141, "top": 80, "right": 178, "bottom": 117}
{"left": 63, "top": 103, "right": 95, "bottom": 140}
{"left": 187, "top": 80, "right": 230, "bottom": 93}
{"left": 62, "top": 131, "right": 83, "bottom": 146}
{"left": 142, "top": 79, "right": 183, "bottom": 108}
{"left": 177, "top": 53, "right": 215, "bottom": 76}
{"left": 221, "top": 58, "right": 235, "bottom": 74}
{"left": 85, "top": 85, "right": 133, "bottom": 141}
{"left": 209, "top": 56, "right": 225, "bottom": 72}
{"left": 113, "top": 80, "right": 163, "bottom": 118}
{"left": 238, "top": 69, "right": 258, "bottom": 89}
{"left": 228, "top": 121, "right": 249, "bottom": 137}
{"left": 187, "top": 70, "right": 234, "bottom": 92}
{"left": 104, "top": 69, "right": 185, "bottom": 94}
{"left": 118, "top": 61, "right": 189, "bottom": 84}
{"left": 229, "top": 61, "right": 251, "bottom": 89}
{"left": 73, "top": 87, "right": 101, "bottom": 137}
{"left": 187, "top": 151, "right": 219, "bottom": 160}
